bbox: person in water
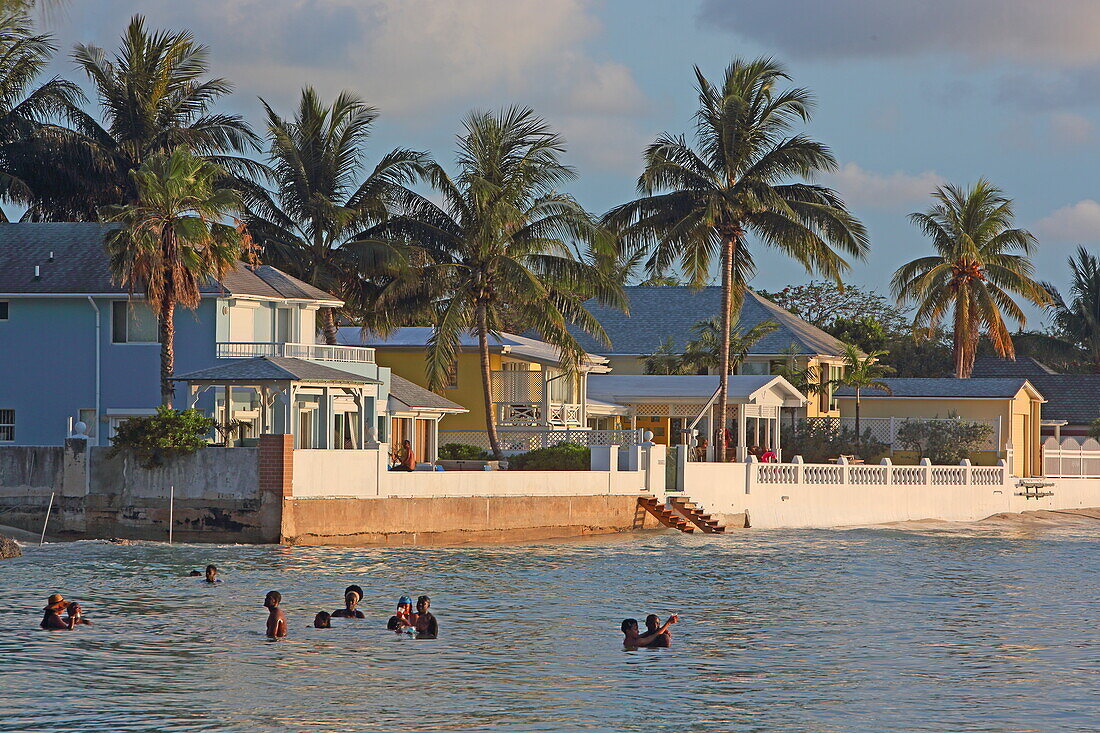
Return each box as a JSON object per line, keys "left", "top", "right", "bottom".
{"left": 66, "top": 602, "right": 92, "bottom": 627}
{"left": 204, "top": 565, "right": 221, "bottom": 584}
{"left": 643, "top": 614, "right": 671, "bottom": 647}
{"left": 387, "top": 596, "right": 415, "bottom": 631}
{"left": 621, "top": 614, "right": 678, "bottom": 648}
{"left": 264, "top": 591, "right": 287, "bottom": 638}
{"left": 188, "top": 570, "right": 202, "bottom": 577}
{"left": 40, "top": 594, "right": 70, "bottom": 630}
{"left": 313, "top": 611, "right": 332, "bottom": 628}
{"left": 332, "top": 591, "right": 366, "bottom": 619}
{"left": 413, "top": 595, "right": 438, "bottom": 639}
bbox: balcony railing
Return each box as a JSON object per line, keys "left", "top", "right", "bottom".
{"left": 216, "top": 342, "right": 376, "bottom": 363}
{"left": 496, "top": 401, "right": 584, "bottom": 427}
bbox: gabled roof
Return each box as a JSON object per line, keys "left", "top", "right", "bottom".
{"left": 835, "top": 378, "right": 1043, "bottom": 400}
{"left": 1027, "top": 375, "right": 1100, "bottom": 424}
{"left": 587, "top": 374, "right": 806, "bottom": 405}
{"left": 0, "top": 222, "right": 341, "bottom": 304}
{"left": 338, "top": 326, "right": 610, "bottom": 370}
{"left": 568, "top": 286, "right": 850, "bottom": 358}
{"left": 174, "top": 356, "right": 379, "bottom": 384}
{"left": 971, "top": 356, "right": 1058, "bottom": 378}
{"left": 388, "top": 374, "right": 466, "bottom": 413}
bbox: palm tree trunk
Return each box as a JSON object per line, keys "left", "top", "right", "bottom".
{"left": 476, "top": 303, "right": 503, "bottom": 461}
{"left": 953, "top": 287, "right": 968, "bottom": 378}
{"left": 854, "top": 387, "right": 861, "bottom": 451}
{"left": 715, "top": 234, "right": 735, "bottom": 462}
{"left": 159, "top": 298, "right": 176, "bottom": 406}
{"left": 321, "top": 307, "right": 338, "bottom": 345}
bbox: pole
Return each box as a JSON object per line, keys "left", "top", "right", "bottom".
{"left": 168, "top": 485, "right": 174, "bottom": 545}
{"left": 40, "top": 492, "right": 55, "bottom": 545}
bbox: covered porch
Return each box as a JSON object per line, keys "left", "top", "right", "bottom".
{"left": 174, "top": 356, "right": 382, "bottom": 450}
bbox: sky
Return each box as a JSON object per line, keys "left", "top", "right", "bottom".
{"left": 31, "top": 0, "right": 1100, "bottom": 328}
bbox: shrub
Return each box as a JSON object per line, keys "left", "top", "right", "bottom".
{"left": 107, "top": 406, "right": 214, "bottom": 469}
{"left": 895, "top": 414, "right": 994, "bottom": 464}
{"left": 784, "top": 420, "right": 888, "bottom": 464}
{"left": 508, "top": 442, "right": 590, "bottom": 471}
{"left": 438, "top": 443, "right": 491, "bottom": 461}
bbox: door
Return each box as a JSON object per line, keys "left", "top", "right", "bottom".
{"left": 415, "top": 418, "right": 433, "bottom": 463}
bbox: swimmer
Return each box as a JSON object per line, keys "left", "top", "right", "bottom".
{"left": 621, "top": 614, "right": 678, "bottom": 648}
{"left": 313, "top": 611, "right": 332, "bottom": 629}
{"left": 188, "top": 570, "right": 202, "bottom": 577}
{"left": 387, "top": 596, "right": 414, "bottom": 631}
{"left": 332, "top": 591, "right": 366, "bottom": 619}
{"left": 66, "top": 602, "right": 92, "bottom": 627}
{"left": 643, "top": 614, "right": 670, "bottom": 647}
{"left": 344, "top": 585, "right": 364, "bottom": 602}
{"left": 40, "top": 594, "right": 70, "bottom": 630}
{"left": 204, "top": 565, "right": 221, "bottom": 584}
{"left": 264, "top": 591, "right": 287, "bottom": 638}
{"left": 413, "top": 595, "right": 437, "bottom": 639}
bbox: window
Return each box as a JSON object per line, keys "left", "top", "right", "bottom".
{"left": 0, "top": 301, "right": 8, "bottom": 320}
{"left": 111, "top": 301, "right": 159, "bottom": 343}
{"left": 275, "top": 308, "right": 293, "bottom": 342}
{"left": 78, "top": 409, "right": 97, "bottom": 438}
{"left": 0, "top": 409, "right": 13, "bottom": 441}
{"left": 740, "top": 361, "right": 770, "bottom": 375}
{"left": 820, "top": 363, "right": 844, "bottom": 412}
{"left": 445, "top": 359, "right": 459, "bottom": 389}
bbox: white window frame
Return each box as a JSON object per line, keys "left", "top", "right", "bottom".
{"left": 0, "top": 408, "right": 14, "bottom": 442}
{"left": 111, "top": 300, "right": 160, "bottom": 345}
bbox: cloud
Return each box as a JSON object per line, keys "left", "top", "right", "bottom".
{"left": 823, "top": 163, "right": 943, "bottom": 209}
{"left": 1034, "top": 200, "right": 1100, "bottom": 242}
{"left": 1048, "top": 112, "right": 1094, "bottom": 145}
{"left": 697, "top": 0, "right": 1100, "bottom": 66}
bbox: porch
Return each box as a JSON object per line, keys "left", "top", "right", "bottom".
{"left": 490, "top": 367, "right": 586, "bottom": 428}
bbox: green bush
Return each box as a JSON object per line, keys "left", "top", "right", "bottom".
{"left": 508, "top": 442, "right": 590, "bottom": 471}
{"left": 895, "top": 415, "right": 994, "bottom": 464}
{"left": 784, "top": 420, "right": 888, "bottom": 464}
{"left": 107, "top": 406, "right": 214, "bottom": 469}
{"left": 438, "top": 443, "right": 491, "bottom": 460}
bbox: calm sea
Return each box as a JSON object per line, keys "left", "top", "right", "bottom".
{"left": 1, "top": 525, "right": 1098, "bottom": 732}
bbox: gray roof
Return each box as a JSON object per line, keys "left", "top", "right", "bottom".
{"left": 174, "top": 356, "right": 379, "bottom": 384}
{"left": 0, "top": 222, "right": 341, "bottom": 304}
{"left": 587, "top": 374, "right": 806, "bottom": 404}
{"left": 971, "top": 356, "right": 1057, "bottom": 378}
{"left": 835, "top": 378, "right": 1037, "bottom": 399}
{"left": 1027, "top": 375, "right": 1100, "bottom": 425}
{"left": 570, "top": 286, "right": 850, "bottom": 357}
{"left": 388, "top": 374, "right": 465, "bottom": 412}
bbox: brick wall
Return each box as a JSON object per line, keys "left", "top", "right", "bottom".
{"left": 259, "top": 434, "right": 293, "bottom": 498}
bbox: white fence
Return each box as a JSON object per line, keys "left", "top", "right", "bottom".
{"left": 755, "top": 456, "right": 1006, "bottom": 488}
{"left": 439, "top": 428, "right": 643, "bottom": 453}
{"left": 216, "top": 341, "right": 376, "bottom": 363}
{"left": 1043, "top": 436, "right": 1100, "bottom": 477}
{"left": 793, "top": 416, "right": 1002, "bottom": 451}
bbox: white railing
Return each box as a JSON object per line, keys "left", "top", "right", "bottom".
{"left": 439, "top": 428, "right": 642, "bottom": 453}
{"left": 1043, "top": 436, "right": 1100, "bottom": 477}
{"left": 496, "top": 402, "right": 584, "bottom": 427}
{"left": 754, "top": 456, "right": 1005, "bottom": 488}
{"left": 216, "top": 342, "right": 375, "bottom": 363}
{"left": 792, "top": 416, "right": 1002, "bottom": 451}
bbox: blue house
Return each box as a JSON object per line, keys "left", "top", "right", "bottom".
{"left": 0, "top": 222, "right": 412, "bottom": 448}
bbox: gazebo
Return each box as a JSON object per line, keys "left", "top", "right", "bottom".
{"left": 174, "top": 356, "right": 382, "bottom": 449}
{"left": 586, "top": 374, "right": 807, "bottom": 461}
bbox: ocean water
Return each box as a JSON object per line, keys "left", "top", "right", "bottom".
{"left": 1, "top": 525, "right": 1099, "bottom": 732}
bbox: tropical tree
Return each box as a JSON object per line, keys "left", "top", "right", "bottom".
{"left": 17, "top": 14, "right": 259, "bottom": 220}
{"left": 1047, "top": 246, "right": 1100, "bottom": 373}
{"left": 369, "top": 107, "right": 624, "bottom": 459}
{"left": 678, "top": 316, "right": 779, "bottom": 375}
{"left": 105, "top": 147, "right": 246, "bottom": 404}
{"left": 244, "top": 87, "right": 427, "bottom": 343}
{"left": 893, "top": 180, "right": 1050, "bottom": 378}
{"left": 836, "top": 343, "right": 893, "bottom": 447}
{"left": 0, "top": 10, "right": 82, "bottom": 220}
{"left": 605, "top": 57, "right": 867, "bottom": 460}
{"left": 643, "top": 337, "right": 689, "bottom": 375}
{"left": 771, "top": 345, "right": 822, "bottom": 430}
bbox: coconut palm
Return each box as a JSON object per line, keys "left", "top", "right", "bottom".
{"left": 605, "top": 57, "right": 867, "bottom": 460}
{"left": 678, "top": 316, "right": 779, "bottom": 375}
{"left": 243, "top": 87, "right": 427, "bottom": 343}
{"left": 893, "top": 180, "right": 1050, "bottom": 378}
{"left": 17, "top": 14, "right": 259, "bottom": 220}
{"left": 836, "top": 343, "right": 892, "bottom": 447}
{"left": 1047, "top": 246, "right": 1100, "bottom": 373}
{"left": 369, "top": 107, "right": 624, "bottom": 459}
{"left": 0, "top": 10, "right": 82, "bottom": 220}
{"left": 104, "top": 147, "right": 246, "bottom": 404}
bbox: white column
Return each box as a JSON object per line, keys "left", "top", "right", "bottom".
{"left": 259, "top": 386, "right": 269, "bottom": 435}
{"left": 322, "top": 386, "right": 333, "bottom": 449}
{"left": 736, "top": 405, "right": 747, "bottom": 461}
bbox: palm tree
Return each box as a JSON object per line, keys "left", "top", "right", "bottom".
{"left": 605, "top": 57, "right": 867, "bottom": 460}
{"left": 1048, "top": 246, "right": 1100, "bottom": 372}
{"left": 836, "top": 343, "right": 892, "bottom": 447}
{"left": 678, "top": 316, "right": 779, "bottom": 374}
{"left": 105, "top": 147, "right": 246, "bottom": 404}
{"left": 17, "top": 14, "right": 259, "bottom": 220}
{"left": 243, "top": 87, "right": 427, "bottom": 344}
{"left": 771, "top": 345, "right": 822, "bottom": 431}
{"left": 369, "top": 107, "right": 624, "bottom": 459}
{"left": 0, "top": 10, "right": 82, "bottom": 220}
{"left": 643, "top": 337, "right": 689, "bottom": 375}
{"left": 893, "top": 180, "right": 1050, "bottom": 378}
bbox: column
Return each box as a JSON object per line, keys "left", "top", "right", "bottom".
{"left": 322, "top": 386, "right": 333, "bottom": 450}
{"left": 736, "top": 405, "right": 747, "bottom": 461}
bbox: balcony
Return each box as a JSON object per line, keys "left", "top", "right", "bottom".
{"left": 216, "top": 342, "right": 376, "bottom": 363}
{"left": 496, "top": 402, "right": 584, "bottom": 427}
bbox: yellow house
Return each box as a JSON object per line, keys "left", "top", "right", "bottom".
{"left": 338, "top": 327, "right": 618, "bottom": 436}
{"left": 834, "top": 378, "right": 1045, "bottom": 476}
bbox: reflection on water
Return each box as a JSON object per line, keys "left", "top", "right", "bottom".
{"left": 1, "top": 526, "right": 1099, "bottom": 732}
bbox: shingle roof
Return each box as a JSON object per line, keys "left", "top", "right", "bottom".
{"left": 569, "top": 286, "right": 850, "bottom": 357}
{"left": 0, "top": 222, "right": 341, "bottom": 304}
{"left": 1027, "top": 375, "right": 1100, "bottom": 424}
{"left": 174, "top": 356, "right": 379, "bottom": 384}
{"left": 587, "top": 374, "right": 806, "bottom": 403}
{"left": 388, "top": 374, "right": 466, "bottom": 412}
{"left": 971, "top": 356, "right": 1057, "bottom": 378}
{"left": 835, "top": 378, "right": 1035, "bottom": 399}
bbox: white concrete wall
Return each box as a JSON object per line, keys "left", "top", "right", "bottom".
{"left": 678, "top": 461, "right": 1100, "bottom": 528}
{"left": 292, "top": 448, "right": 385, "bottom": 498}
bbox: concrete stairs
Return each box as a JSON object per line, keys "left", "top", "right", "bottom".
{"left": 637, "top": 496, "right": 727, "bottom": 534}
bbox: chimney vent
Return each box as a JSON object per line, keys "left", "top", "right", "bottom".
{"left": 33, "top": 265, "right": 40, "bottom": 279}
{"left": 48, "top": 251, "right": 54, "bottom": 261}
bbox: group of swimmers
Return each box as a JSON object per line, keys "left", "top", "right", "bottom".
{"left": 39, "top": 593, "right": 93, "bottom": 630}
{"left": 621, "top": 614, "right": 678, "bottom": 648}
{"left": 264, "top": 584, "right": 438, "bottom": 640}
